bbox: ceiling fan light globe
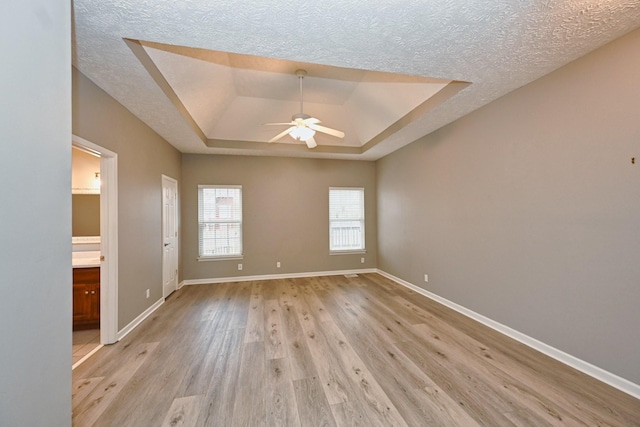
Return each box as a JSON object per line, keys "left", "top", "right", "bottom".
{"left": 289, "top": 126, "right": 315, "bottom": 141}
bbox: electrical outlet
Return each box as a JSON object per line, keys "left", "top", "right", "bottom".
{"left": 238, "top": 263, "right": 243, "bottom": 271}
{"left": 361, "top": 257, "right": 365, "bottom": 264}
{"left": 276, "top": 261, "right": 281, "bottom": 268}
{"left": 424, "top": 274, "right": 429, "bottom": 283}
{"left": 146, "top": 289, "right": 150, "bottom": 298}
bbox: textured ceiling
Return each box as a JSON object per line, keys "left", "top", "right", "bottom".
{"left": 73, "top": 0, "right": 640, "bottom": 160}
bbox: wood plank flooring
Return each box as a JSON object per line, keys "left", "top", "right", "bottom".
{"left": 72, "top": 274, "right": 640, "bottom": 426}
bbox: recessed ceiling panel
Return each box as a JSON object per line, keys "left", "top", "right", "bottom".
{"left": 136, "top": 41, "right": 455, "bottom": 150}
{"left": 143, "top": 45, "right": 236, "bottom": 137}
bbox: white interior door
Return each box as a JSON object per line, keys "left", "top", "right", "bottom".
{"left": 162, "top": 175, "right": 178, "bottom": 298}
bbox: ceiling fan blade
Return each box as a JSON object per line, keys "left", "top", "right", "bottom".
{"left": 264, "top": 122, "right": 295, "bottom": 126}
{"left": 305, "top": 136, "right": 317, "bottom": 149}
{"left": 308, "top": 123, "right": 345, "bottom": 139}
{"left": 302, "top": 117, "right": 321, "bottom": 125}
{"left": 268, "top": 126, "right": 296, "bottom": 143}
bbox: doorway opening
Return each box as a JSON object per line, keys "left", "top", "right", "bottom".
{"left": 71, "top": 146, "right": 101, "bottom": 365}
{"left": 72, "top": 135, "right": 118, "bottom": 368}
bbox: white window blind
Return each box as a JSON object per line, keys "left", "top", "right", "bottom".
{"left": 198, "top": 185, "right": 242, "bottom": 258}
{"left": 329, "top": 187, "right": 365, "bottom": 252}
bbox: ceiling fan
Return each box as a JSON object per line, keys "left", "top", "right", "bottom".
{"left": 265, "top": 69, "right": 345, "bottom": 149}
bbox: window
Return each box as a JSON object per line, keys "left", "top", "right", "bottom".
{"left": 329, "top": 187, "right": 365, "bottom": 252}
{"left": 198, "top": 185, "right": 242, "bottom": 258}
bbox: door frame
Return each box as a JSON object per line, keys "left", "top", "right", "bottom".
{"left": 72, "top": 135, "right": 118, "bottom": 345}
{"left": 161, "top": 174, "right": 179, "bottom": 298}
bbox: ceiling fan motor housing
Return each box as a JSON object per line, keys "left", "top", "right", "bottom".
{"left": 292, "top": 113, "right": 311, "bottom": 121}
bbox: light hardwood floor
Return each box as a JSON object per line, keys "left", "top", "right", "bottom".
{"left": 72, "top": 274, "right": 640, "bottom": 426}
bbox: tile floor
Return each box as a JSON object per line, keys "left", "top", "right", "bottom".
{"left": 73, "top": 329, "right": 100, "bottom": 366}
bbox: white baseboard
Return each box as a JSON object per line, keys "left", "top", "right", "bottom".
{"left": 182, "top": 268, "right": 377, "bottom": 286}
{"left": 377, "top": 269, "right": 640, "bottom": 400}
{"left": 117, "top": 297, "right": 164, "bottom": 341}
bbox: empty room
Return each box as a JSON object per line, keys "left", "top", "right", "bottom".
{"left": 2, "top": 1, "right": 639, "bottom": 426}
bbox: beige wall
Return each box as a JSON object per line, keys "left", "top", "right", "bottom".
{"left": 72, "top": 67, "right": 182, "bottom": 330}
{"left": 72, "top": 194, "right": 100, "bottom": 236}
{"left": 182, "top": 154, "right": 377, "bottom": 280}
{"left": 376, "top": 28, "right": 640, "bottom": 384}
{"left": 0, "top": 1, "right": 71, "bottom": 424}
{"left": 72, "top": 147, "right": 101, "bottom": 236}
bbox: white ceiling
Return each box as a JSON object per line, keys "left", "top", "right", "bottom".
{"left": 72, "top": 1, "right": 640, "bottom": 160}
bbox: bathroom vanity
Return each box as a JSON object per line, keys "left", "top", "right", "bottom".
{"left": 73, "top": 266, "right": 100, "bottom": 330}
{"left": 72, "top": 250, "right": 101, "bottom": 330}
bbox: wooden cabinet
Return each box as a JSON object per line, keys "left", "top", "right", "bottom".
{"left": 73, "top": 267, "right": 100, "bottom": 330}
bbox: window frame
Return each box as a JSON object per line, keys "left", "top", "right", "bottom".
{"left": 329, "top": 187, "right": 366, "bottom": 254}
{"left": 197, "top": 185, "right": 243, "bottom": 260}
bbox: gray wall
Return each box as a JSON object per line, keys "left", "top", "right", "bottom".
{"left": 377, "top": 28, "right": 640, "bottom": 384}
{"left": 0, "top": 1, "right": 71, "bottom": 424}
{"left": 182, "top": 154, "right": 377, "bottom": 280}
{"left": 72, "top": 68, "right": 182, "bottom": 329}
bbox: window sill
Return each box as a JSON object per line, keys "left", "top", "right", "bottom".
{"left": 329, "top": 250, "right": 367, "bottom": 255}
{"left": 198, "top": 255, "right": 244, "bottom": 262}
